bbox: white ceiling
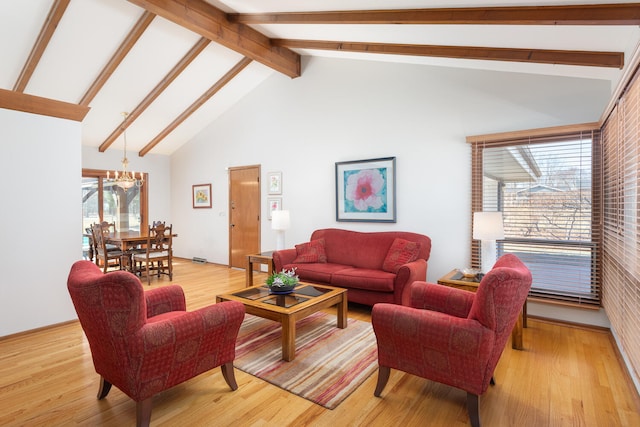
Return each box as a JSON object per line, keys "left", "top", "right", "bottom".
{"left": 1, "top": 0, "right": 638, "bottom": 155}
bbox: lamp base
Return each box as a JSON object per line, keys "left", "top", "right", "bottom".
{"left": 275, "top": 231, "right": 285, "bottom": 251}
{"left": 480, "top": 240, "right": 497, "bottom": 274}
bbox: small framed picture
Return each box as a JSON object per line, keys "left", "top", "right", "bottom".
{"left": 192, "top": 184, "right": 212, "bottom": 208}
{"left": 267, "top": 197, "right": 282, "bottom": 220}
{"left": 267, "top": 171, "right": 282, "bottom": 195}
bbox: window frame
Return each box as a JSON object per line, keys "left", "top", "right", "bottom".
{"left": 82, "top": 168, "right": 148, "bottom": 232}
{"left": 468, "top": 124, "right": 602, "bottom": 308}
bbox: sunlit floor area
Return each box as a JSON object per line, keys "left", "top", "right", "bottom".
{"left": 1, "top": 259, "right": 639, "bottom": 426}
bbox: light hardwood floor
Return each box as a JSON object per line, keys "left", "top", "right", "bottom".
{"left": 1, "top": 259, "right": 639, "bottom": 426}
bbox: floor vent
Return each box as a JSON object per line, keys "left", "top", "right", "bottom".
{"left": 192, "top": 257, "right": 207, "bottom": 264}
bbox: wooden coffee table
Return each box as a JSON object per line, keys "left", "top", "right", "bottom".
{"left": 216, "top": 282, "right": 347, "bottom": 361}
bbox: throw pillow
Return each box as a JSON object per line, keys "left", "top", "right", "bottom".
{"left": 293, "top": 239, "right": 328, "bottom": 263}
{"left": 382, "top": 238, "right": 421, "bottom": 273}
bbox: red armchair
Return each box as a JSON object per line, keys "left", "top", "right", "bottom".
{"left": 372, "top": 254, "right": 532, "bottom": 427}
{"left": 67, "top": 260, "right": 245, "bottom": 427}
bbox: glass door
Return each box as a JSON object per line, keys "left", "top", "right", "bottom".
{"left": 82, "top": 169, "right": 147, "bottom": 252}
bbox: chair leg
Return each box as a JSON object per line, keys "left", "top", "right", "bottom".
{"left": 374, "top": 366, "right": 391, "bottom": 397}
{"left": 97, "top": 377, "right": 112, "bottom": 399}
{"left": 220, "top": 362, "right": 238, "bottom": 390}
{"left": 466, "top": 392, "right": 481, "bottom": 427}
{"left": 136, "top": 398, "right": 153, "bottom": 427}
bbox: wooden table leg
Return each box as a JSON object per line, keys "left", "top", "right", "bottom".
{"left": 282, "top": 315, "right": 296, "bottom": 361}
{"left": 511, "top": 310, "right": 524, "bottom": 350}
{"left": 246, "top": 258, "right": 253, "bottom": 287}
{"left": 336, "top": 294, "right": 348, "bottom": 329}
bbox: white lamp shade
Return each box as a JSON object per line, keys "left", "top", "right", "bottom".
{"left": 271, "top": 210, "right": 290, "bottom": 231}
{"left": 473, "top": 212, "right": 505, "bottom": 240}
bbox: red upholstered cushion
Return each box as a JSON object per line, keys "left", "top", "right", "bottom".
{"left": 293, "top": 239, "right": 328, "bottom": 263}
{"left": 382, "top": 238, "right": 421, "bottom": 273}
{"left": 331, "top": 267, "right": 396, "bottom": 292}
{"left": 284, "top": 262, "right": 345, "bottom": 283}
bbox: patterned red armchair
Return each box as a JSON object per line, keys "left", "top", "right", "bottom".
{"left": 67, "top": 260, "right": 245, "bottom": 427}
{"left": 372, "top": 254, "right": 532, "bottom": 427}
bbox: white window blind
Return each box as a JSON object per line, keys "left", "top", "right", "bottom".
{"left": 601, "top": 69, "right": 640, "bottom": 383}
{"left": 470, "top": 129, "right": 601, "bottom": 307}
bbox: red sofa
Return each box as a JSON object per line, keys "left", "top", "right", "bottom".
{"left": 273, "top": 228, "right": 431, "bottom": 306}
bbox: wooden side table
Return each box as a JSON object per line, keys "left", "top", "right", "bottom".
{"left": 437, "top": 269, "right": 527, "bottom": 350}
{"left": 246, "top": 251, "right": 275, "bottom": 287}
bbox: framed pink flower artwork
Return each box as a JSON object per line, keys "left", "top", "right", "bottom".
{"left": 335, "top": 157, "right": 396, "bottom": 222}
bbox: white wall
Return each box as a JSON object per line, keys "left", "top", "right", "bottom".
{"left": 171, "top": 56, "right": 610, "bottom": 301}
{"left": 0, "top": 57, "right": 615, "bottom": 336}
{"left": 0, "top": 109, "right": 81, "bottom": 336}
{"left": 82, "top": 147, "right": 172, "bottom": 225}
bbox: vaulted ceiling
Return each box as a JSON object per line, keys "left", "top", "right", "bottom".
{"left": 1, "top": 1, "right": 638, "bottom": 156}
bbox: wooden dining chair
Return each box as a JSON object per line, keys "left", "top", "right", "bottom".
{"left": 92, "top": 223, "right": 125, "bottom": 273}
{"left": 133, "top": 223, "right": 173, "bottom": 285}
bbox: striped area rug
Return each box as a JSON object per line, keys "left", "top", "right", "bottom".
{"left": 234, "top": 311, "right": 378, "bottom": 409}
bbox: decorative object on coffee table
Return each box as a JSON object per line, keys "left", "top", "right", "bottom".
{"left": 266, "top": 268, "right": 298, "bottom": 294}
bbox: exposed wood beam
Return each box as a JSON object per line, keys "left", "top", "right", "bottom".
{"left": 126, "top": 0, "right": 300, "bottom": 78}
{"left": 99, "top": 37, "right": 210, "bottom": 152}
{"left": 0, "top": 88, "right": 89, "bottom": 122}
{"left": 79, "top": 11, "right": 155, "bottom": 106}
{"left": 138, "top": 57, "right": 253, "bottom": 156}
{"left": 231, "top": 4, "right": 640, "bottom": 25}
{"left": 273, "top": 39, "right": 624, "bottom": 69}
{"left": 13, "top": 0, "right": 71, "bottom": 92}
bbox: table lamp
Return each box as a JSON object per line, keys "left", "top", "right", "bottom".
{"left": 272, "top": 210, "right": 290, "bottom": 250}
{"left": 473, "top": 211, "right": 505, "bottom": 273}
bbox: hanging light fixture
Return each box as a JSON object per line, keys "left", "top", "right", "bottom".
{"left": 107, "top": 112, "right": 144, "bottom": 190}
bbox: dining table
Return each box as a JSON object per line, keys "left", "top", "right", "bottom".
{"left": 105, "top": 229, "right": 178, "bottom": 271}
{"left": 105, "top": 230, "right": 154, "bottom": 252}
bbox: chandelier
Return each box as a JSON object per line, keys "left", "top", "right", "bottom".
{"left": 107, "top": 112, "right": 144, "bottom": 190}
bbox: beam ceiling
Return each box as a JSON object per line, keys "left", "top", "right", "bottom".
{"left": 1, "top": 2, "right": 636, "bottom": 156}
{"left": 230, "top": 4, "right": 640, "bottom": 25}
{"left": 273, "top": 40, "right": 624, "bottom": 69}
{"left": 126, "top": 0, "right": 300, "bottom": 78}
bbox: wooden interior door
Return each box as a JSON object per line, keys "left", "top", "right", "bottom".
{"left": 229, "top": 165, "right": 261, "bottom": 269}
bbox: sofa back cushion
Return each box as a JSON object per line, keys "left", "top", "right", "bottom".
{"left": 382, "top": 238, "right": 421, "bottom": 273}
{"left": 310, "top": 228, "right": 431, "bottom": 270}
{"left": 293, "top": 239, "right": 328, "bottom": 263}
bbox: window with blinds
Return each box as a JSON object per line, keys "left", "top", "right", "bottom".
{"left": 601, "top": 69, "right": 640, "bottom": 381}
{"left": 469, "top": 128, "right": 601, "bottom": 307}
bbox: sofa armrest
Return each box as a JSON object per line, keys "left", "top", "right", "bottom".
{"left": 145, "top": 285, "right": 186, "bottom": 317}
{"left": 394, "top": 259, "right": 427, "bottom": 305}
{"left": 409, "top": 281, "right": 475, "bottom": 319}
{"left": 273, "top": 248, "right": 297, "bottom": 271}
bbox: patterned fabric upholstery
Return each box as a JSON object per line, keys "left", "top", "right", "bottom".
{"left": 67, "top": 260, "right": 245, "bottom": 422}
{"left": 293, "top": 239, "right": 328, "bottom": 263}
{"left": 372, "top": 254, "right": 532, "bottom": 426}
{"left": 382, "top": 238, "right": 421, "bottom": 273}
